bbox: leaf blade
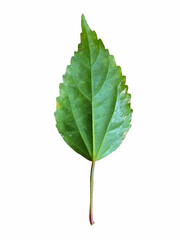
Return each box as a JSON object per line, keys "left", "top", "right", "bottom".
{"left": 55, "top": 14, "right": 132, "bottom": 161}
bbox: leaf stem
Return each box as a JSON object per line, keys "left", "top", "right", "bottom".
{"left": 89, "top": 160, "right": 95, "bottom": 225}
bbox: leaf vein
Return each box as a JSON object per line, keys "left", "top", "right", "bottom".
{"left": 70, "top": 75, "right": 91, "bottom": 102}
{"left": 63, "top": 135, "right": 91, "bottom": 159}
{"left": 101, "top": 128, "right": 131, "bottom": 158}
{"left": 74, "top": 55, "right": 91, "bottom": 69}
{"left": 92, "top": 44, "right": 100, "bottom": 66}
{"left": 66, "top": 88, "right": 92, "bottom": 157}
{"left": 95, "top": 87, "right": 118, "bottom": 158}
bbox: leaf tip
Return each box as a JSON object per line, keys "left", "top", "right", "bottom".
{"left": 81, "top": 13, "right": 86, "bottom": 22}
{"left": 81, "top": 14, "right": 90, "bottom": 31}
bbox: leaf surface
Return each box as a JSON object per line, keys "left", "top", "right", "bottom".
{"left": 55, "top": 15, "right": 132, "bottom": 161}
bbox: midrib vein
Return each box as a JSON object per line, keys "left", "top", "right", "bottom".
{"left": 84, "top": 28, "right": 95, "bottom": 161}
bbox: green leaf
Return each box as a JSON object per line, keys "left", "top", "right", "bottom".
{"left": 54, "top": 14, "right": 133, "bottom": 224}
{"left": 55, "top": 14, "right": 132, "bottom": 161}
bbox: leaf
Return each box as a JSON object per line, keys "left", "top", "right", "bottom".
{"left": 54, "top": 14, "right": 133, "bottom": 225}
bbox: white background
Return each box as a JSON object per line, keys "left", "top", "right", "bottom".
{"left": 0, "top": 0, "right": 180, "bottom": 239}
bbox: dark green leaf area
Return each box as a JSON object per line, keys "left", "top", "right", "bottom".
{"left": 55, "top": 15, "right": 132, "bottom": 161}
{"left": 55, "top": 84, "right": 92, "bottom": 160}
